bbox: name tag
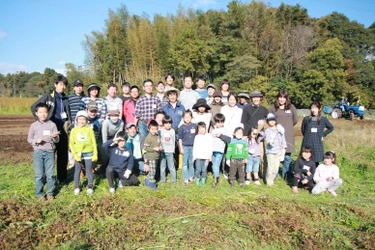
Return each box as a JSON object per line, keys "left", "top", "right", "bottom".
{"left": 43, "top": 130, "right": 50, "bottom": 136}
{"left": 285, "top": 110, "right": 291, "bottom": 113}
{"left": 61, "top": 112, "right": 67, "bottom": 119}
{"left": 303, "top": 165, "right": 310, "bottom": 170}
{"left": 152, "top": 104, "right": 156, "bottom": 109}
{"left": 190, "top": 129, "right": 195, "bottom": 133}
{"left": 311, "top": 128, "right": 318, "bottom": 133}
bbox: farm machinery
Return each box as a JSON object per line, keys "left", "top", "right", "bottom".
{"left": 323, "top": 102, "right": 365, "bottom": 120}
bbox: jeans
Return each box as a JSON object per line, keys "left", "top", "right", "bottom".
{"left": 246, "top": 156, "right": 260, "bottom": 173}
{"left": 133, "top": 158, "right": 145, "bottom": 175}
{"left": 33, "top": 150, "right": 55, "bottom": 197}
{"left": 195, "top": 159, "right": 209, "bottom": 179}
{"left": 160, "top": 152, "right": 176, "bottom": 182}
{"left": 282, "top": 153, "right": 292, "bottom": 178}
{"left": 212, "top": 152, "right": 223, "bottom": 178}
{"left": 182, "top": 146, "right": 194, "bottom": 181}
{"left": 138, "top": 120, "right": 149, "bottom": 139}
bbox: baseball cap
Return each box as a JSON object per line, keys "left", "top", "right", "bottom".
{"left": 87, "top": 100, "right": 98, "bottom": 111}
{"left": 73, "top": 79, "right": 84, "bottom": 86}
{"left": 207, "top": 83, "right": 216, "bottom": 90}
{"left": 126, "top": 122, "right": 136, "bottom": 129}
{"left": 235, "top": 123, "right": 244, "bottom": 130}
{"left": 108, "top": 110, "right": 120, "bottom": 116}
{"left": 266, "top": 113, "right": 277, "bottom": 121}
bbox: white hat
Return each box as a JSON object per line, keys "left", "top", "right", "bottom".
{"left": 75, "top": 110, "right": 88, "bottom": 124}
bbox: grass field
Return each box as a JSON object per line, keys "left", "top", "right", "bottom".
{"left": 0, "top": 119, "right": 375, "bottom": 249}
{"left": 0, "top": 97, "right": 37, "bottom": 114}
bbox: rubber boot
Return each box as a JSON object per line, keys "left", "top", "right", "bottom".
{"left": 201, "top": 178, "right": 206, "bottom": 187}
{"left": 230, "top": 181, "right": 235, "bottom": 188}
{"left": 195, "top": 178, "right": 200, "bottom": 186}
{"left": 144, "top": 178, "right": 150, "bottom": 187}
{"left": 149, "top": 181, "right": 157, "bottom": 190}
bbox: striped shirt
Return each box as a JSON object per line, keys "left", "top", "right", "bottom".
{"left": 68, "top": 93, "right": 87, "bottom": 124}
{"left": 81, "top": 97, "right": 107, "bottom": 125}
{"left": 134, "top": 95, "right": 161, "bottom": 121}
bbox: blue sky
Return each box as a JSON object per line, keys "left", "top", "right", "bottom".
{"left": 0, "top": 0, "right": 374, "bottom": 75}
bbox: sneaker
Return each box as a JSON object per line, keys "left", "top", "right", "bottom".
{"left": 240, "top": 183, "right": 245, "bottom": 187}
{"left": 109, "top": 187, "right": 115, "bottom": 194}
{"left": 245, "top": 179, "right": 251, "bottom": 185}
{"left": 188, "top": 178, "right": 194, "bottom": 183}
{"left": 38, "top": 195, "right": 46, "bottom": 201}
{"left": 184, "top": 180, "right": 189, "bottom": 185}
{"left": 74, "top": 188, "right": 80, "bottom": 195}
{"left": 223, "top": 172, "right": 229, "bottom": 180}
{"left": 47, "top": 195, "right": 54, "bottom": 200}
{"left": 254, "top": 180, "right": 261, "bottom": 185}
{"left": 292, "top": 186, "right": 299, "bottom": 193}
{"left": 118, "top": 180, "right": 123, "bottom": 188}
{"left": 230, "top": 181, "right": 234, "bottom": 187}
{"left": 327, "top": 189, "right": 337, "bottom": 197}
{"left": 87, "top": 188, "right": 94, "bottom": 196}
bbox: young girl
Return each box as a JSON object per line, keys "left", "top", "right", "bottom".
{"left": 312, "top": 151, "right": 343, "bottom": 196}
{"left": 69, "top": 111, "right": 98, "bottom": 195}
{"left": 264, "top": 113, "right": 287, "bottom": 186}
{"left": 246, "top": 127, "right": 264, "bottom": 185}
{"left": 292, "top": 146, "right": 316, "bottom": 193}
{"left": 192, "top": 98, "right": 212, "bottom": 129}
{"left": 301, "top": 101, "right": 334, "bottom": 166}
{"left": 193, "top": 122, "right": 213, "bottom": 186}
{"left": 226, "top": 124, "right": 248, "bottom": 187}
{"left": 178, "top": 110, "right": 197, "bottom": 185}
{"left": 220, "top": 92, "right": 243, "bottom": 134}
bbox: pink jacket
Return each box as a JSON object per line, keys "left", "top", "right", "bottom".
{"left": 123, "top": 99, "right": 136, "bottom": 125}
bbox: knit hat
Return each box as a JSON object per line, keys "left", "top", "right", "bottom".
{"left": 213, "top": 90, "right": 222, "bottom": 98}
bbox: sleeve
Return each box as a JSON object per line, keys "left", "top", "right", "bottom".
{"left": 134, "top": 99, "right": 141, "bottom": 119}
{"left": 192, "top": 137, "right": 198, "bottom": 159}
{"left": 309, "top": 162, "right": 317, "bottom": 176}
{"left": 126, "top": 150, "right": 134, "bottom": 171}
{"left": 100, "top": 102, "right": 107, "bottom": 124}
{"left": 313, "top": 165, "right": 322, "bottom": 182}
{"left": 102, "top": 139, "right": 114, "bottom": 154}
{"left": 241, "top": 108, "right": 251, "bottom": 136}
{"left": 156, "top": 97, "right": 162, "bottom": 112}
{"left": 144, "top": 136, "right": 154, "bottom": 154}
{"left": 301, "top": 116, "right": 309, "bottom": 136}
{"left": 89, "top": 128, "right": 98, "bottom": 158}
{"left": 219, "top": 134, "right": 231, "bottom": 144}
{"left": 294, "top": 158, "right": 303, "bottom": 174}
{"left": 323, "top": 118, "right": 334, "bottom": 137}
{"left": 118, "top": 120, "right": 124, "bottom": 133}
{"left": 27, "top": 124, "right": 36, "bottom": 146}
{"left": 177, "top": 125, "right": 184, "bottom": 140}
{"left": 69, "top": 129, "right": 77, "bottom": 155}
{"left": 291, "top": 105, "right": 299, "bottom": 126}
{"left": 101, "top": 120, "right": 108, "bottom": 143}
{"left": 333, "top": 166, "right": 340, "bottom": 180}
{"left": 226, "top": 142, "right": 233, "bottom": 160}
{"left": 52, "top": 123, "right": 60, "bottom": 144}
{"left": 242, "top": 141, "right": 248, "bottom": 159}
{"left": 281, "top": 134, "right": 287, "bottom": 149}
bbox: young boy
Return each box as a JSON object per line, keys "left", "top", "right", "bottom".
{"left": 206, "top": 83, "right": 216, "bottom": 105}
{"left": 194, "top": 75, "right": 208, "bottom": 99}
{"left": 120, "top": 81, "right": 131, "bottom": 103}
{"left": 125, "top": 122, "right": 145, "bottom": 176}
{"left": 28, "top": 103, "right": 60, "bottom": 200}
{"left": 102, "top": 131, "right": 139, "bottom": 193}
{"left": 211, "top": 113, "right": 231, "bottom": 188}
{"left": 143, "top": 120, "right": 162, "bottom": 189}
{"left": 69, "top": 111, "right": 98, "bottom": 196}
{"left": 102, "top": 110, "right": 124, "bottom": 143}
{"left": 159, "top": 116, "right": 177, "bottom": 184}
{"left": 226, "top": 124, "right": 248, "bottom": 187}
{"left": 178, "top": 74, "right": 200, "bottom": 111}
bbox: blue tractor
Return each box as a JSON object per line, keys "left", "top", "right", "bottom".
{"left": 323, "top": 101, "right": 365, "bottom": 120}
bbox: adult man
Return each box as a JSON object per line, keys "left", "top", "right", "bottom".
{"left": 178, "top": 74, "right": 200, "bottom": 111}
{"left": 162, "top": 87, "right": 185, "bottom": 131}
{"left": 123, "top": 85, "right": 140, "bottom": 126}
{"left": 134, "top": 79, "right": 162, "bottom": 138}
{"left": 120, "top": 81, "right": 131, "bottom": 103}
{"left": 104, "top": 83, "right": 123, "bottom": 117}
{"left": 237, "top": 90, "right": 250, "bottom": 109}
{"left": 68, "top": 79, "right": 87, "bottom": 125}
{"left": 241, "top": 90, "right": 269, "bottom": 136}
{"left": 156, "top": 81, "right": 168, "bottom": 108}
{"left": 194, "top": 75, "right": 208, "bottom": 99}
{"left": 31, "top": 75, "right": 71, "bottom": 183}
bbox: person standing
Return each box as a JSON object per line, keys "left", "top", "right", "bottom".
{"left": 134, "top": 79, "right": 162, "bottom": 138}
{"left": 164, "top": 73, "right": 175, "bottom": 92}
{"left": 31, "top": 75, "right": 71, "bottom": 183}
{"left": 237, "top": 90, "right": 250, "bottom": 109}
{"left": 81, "top": 83, "right": 107, "bottom": 125}
{"left": 156, "top": 81, "right": 169, "bottom": 108}
{"left": 104, "top": 83, "right": 123, "bottom": 118}
{"left": 241, "top": 90, "right": 269, "bottom": 136}
{"left": 68, "top": 79, "right": 87, "bottom": 126}
{"left": 194, "top": 75, "right": 208, "bottom": 99}
{"left": 206, "top": 83, "right": 216, "bottom": 105}
{"left": 269, "top": 90, "right": 298, "bottom": 179}
{"left": 123, "top": 85, "right": 140, "bottom": 126}
{"left": 178, "top": 75, "right": 200, "bottom": 111}
{"left": 119, "top": 82, "right": 131, "bottom": 103}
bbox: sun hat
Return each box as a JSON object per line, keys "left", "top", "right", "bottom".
{"left": 192, "top": 98, "right": 211, "bottom": 111}
{"left": 250, "top": 90, "right": 263, "bottom": 98}
{"left": 213, "top": 90, "right": 222, "bottom": 98}
{"left": 238, "top": 90, "right": 250, "bottom": 99}
{"left": 164, "top": 87, "right": 180, "bottom": 98}
{"left": 87, "top": 83, "right": 101, "bottom": 91}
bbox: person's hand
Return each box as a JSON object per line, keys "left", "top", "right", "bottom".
{"left": 307, "top": 171, "right": 311, "bottom": 176}
{"left": 144, "top": 163, "right": 150, "bottom": 172}
{"left": 153, "top": 146, "right": 160, "bottom": 151}
{"left": 51, "top": 131, "right": 60, "bottom": 138}
{"left": 74, "top": 153, "right": 81, "bottom": 162}
{"left": 92, "top": 154, "right": 98, "bottom": 162}
{"left": 124, "top": 169, "right": 132, "bottom": 179}
{"left": 36, "top": 138, "right": 43, "bottom": 144}
{"left": 226, "top": 160, "right": 231, "bottom": 167}
{"left": 193, "top": 158, "right": 196, "bottom": 162}
{"left": 180, "top": 148, "right": 184, "bottom": 155}
{"left": 215, "top": 133, "right": 221, "bottom": 138}
{"left": 244, "top": 159, "right": 248, "bottom": 164}
{"left": 276, "top": 124, "right": 285, "bottom": 135}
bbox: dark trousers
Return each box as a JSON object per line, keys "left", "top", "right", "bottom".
{"left": 293, "top": 173, "right": 314, "bottom": 189}
{"left": 56, "top": 130, "right": 68, "bottom": 182}
{"left": 229, "top": 159, "right": 246, "bottom": 184}
{"left": 106, "top": 166, "right": 139, "bottom": 188}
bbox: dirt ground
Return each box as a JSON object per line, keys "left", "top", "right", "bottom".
{"left": 0, "top": 114, "right": 373, "bottom": 165}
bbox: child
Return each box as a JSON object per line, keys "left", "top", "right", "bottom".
{"left": 211, "top": 113, "right": 231, "bottom": 188}
{"left": 102, "top": 131, "right": 139, "bottom": 193}
{"left": 292, "top": 146, "right": 316, "bottom": 193}
{"left": 144, "top": 120, "right": 162, "bottom": 189}
{"left": 264, "top": 113, "right": 287, "bottom": 186}
{"left": 178, "top": 110, "right": 197, "bottom": 185}
{"left": 220, "top": 79, "right": 230, "bottom": 105}
{"left": 159, "top": 115, "right": 177, "bottom": 184}
{"left": 226, "top": 124, "right": 248, "bottom": 187}
{"left": 69, "top": 111, "right": 98, "bottom": 195}
{"left": 192, "top": 98, "right": 212, "bottom": 129}
{"left": 154, "top": 111, "right": 165, "bottom": 132}
{"left": 312, "top": 151, "right": 343, "bottom": 196}
{"left": 206, "top": 83, "right": 216, "bottom": 105}
{"left": 193, "top": 122, "right": 213, "bottom": 186}
{"left": 27, "top": 103, "right": 60, "bottom": 200}
{"left": 246, "top": 127, "right": 264, "bottom": 185}
{"left": 301, "top": 101, "right": 334, "bottom": 166}
{"left": 102, "top": 110, "right": 124, "bottom": 143}
{"left": 125, "top": 122, "right": 145, "bottom": 176}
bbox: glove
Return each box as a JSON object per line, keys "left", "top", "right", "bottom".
{"left": 124, "top": 169, "right": 132, "bottom": 179}
{"left": 73, "top": 153, "right": 81, "bottom": 162}
{"left": 276, "top": 124, "right": 285, "bottom": 135}
{"left": 92, "top": 154, "right": 98, "bottom": 162}
{"left": 226, "top": 160, "right": 231, "bottom": 167}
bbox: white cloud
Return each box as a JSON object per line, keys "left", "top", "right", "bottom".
{"left": 0, "top": 63, "right": 29, "bottom": 75}
{"left": 55, "top": 68, "right": 67, "bottom": 75}
{"left": 0, "top": 29, "right": 6, "bottom": 39}
{"left": 58, "top": 61, "right": 66, "bottom": 65}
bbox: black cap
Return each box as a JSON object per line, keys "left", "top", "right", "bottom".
{"left": 122, "top": 82, "right": 131, "bottom": 87}
{"left": 73, "top": 79, "right": 83, "bottom": 86}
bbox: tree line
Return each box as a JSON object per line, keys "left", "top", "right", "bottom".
{"left": 1, "top": 1, "right": 374, "bottom": 108}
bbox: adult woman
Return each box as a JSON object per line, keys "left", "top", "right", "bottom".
{"left": 221, "top": 92, "right": 243, "bottom": 135}
{"left": 81, "top": 83, "right": 107, "bottom": 125}
{"left": 269, "top": 90, "right": 298, "bottom": 179}
{"left": 220, "top": 79, "right": 230, "bottom": 105}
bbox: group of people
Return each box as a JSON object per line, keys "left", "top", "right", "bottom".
{"left": 28, "top": 74, "right": 343, "bottom": 200}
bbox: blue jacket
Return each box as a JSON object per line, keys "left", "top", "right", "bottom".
{"left": 102, "top": 139, "right": 134, "bottom": 172}
{"left": 162, "top": 101, "right": 186, "bottom": 129}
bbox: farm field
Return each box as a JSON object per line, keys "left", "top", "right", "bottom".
{"left": 0, "top": 114, "right": 375, "bottom": 249}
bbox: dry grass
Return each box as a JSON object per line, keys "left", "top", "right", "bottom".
{"left": 0, "top": 97, "right": 37, "bottom": 114}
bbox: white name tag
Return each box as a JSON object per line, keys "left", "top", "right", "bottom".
{"left": 311, "top": 128, "right": 318, "bottom": 133}
{"left": 285, "top": 110, "right": 291, "bottom": 113}
{"left": 61, "top": 112, "right": 67, "bottom": 119}
{"left": 190, "top": 129, "right": 195, "bottom": 133}
{"left": 303, "top": 165, "right": 310, "bottom": 170}
{"left": 43, "top": 130, "right": 50, "bottom": 136}
{"left": 152, "top": 104, "right": 156, "bottom": 109}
